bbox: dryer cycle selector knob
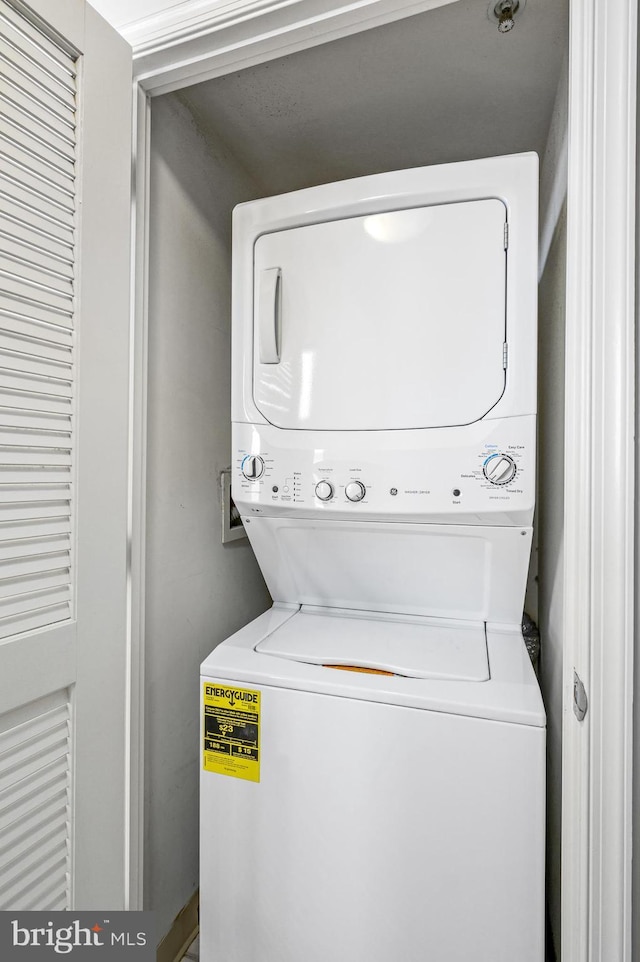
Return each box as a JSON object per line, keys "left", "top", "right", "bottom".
{"left": 483, "top": 453, "right": 517, "bottom": 485}
{"left": 315, "top": 481, "right": 334, "bottom": 501}
{"left": 345, "top": 481, "right": 366, "bottom": 502}
{"left": 241, "top": 455, "right": 265, "bottom": 481}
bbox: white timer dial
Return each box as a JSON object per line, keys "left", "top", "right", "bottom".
{"left": 241, "top": 455, "right": 265, "bottom": 480}
{"left": 483, "top": 453, "right": 517, "bottom": 485}
{"left": 315, "top": 481, "right": 334, "bottom": 501}
{"left": 345, "top": 481, "right": 366, "bottom": 502}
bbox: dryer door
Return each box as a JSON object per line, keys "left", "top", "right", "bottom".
{"left": 253, "top": 198, "right": 507, "bottom": 431}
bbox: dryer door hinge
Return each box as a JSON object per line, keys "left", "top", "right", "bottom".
{"left": 573, "top": 671, "right": 588, "bottom": 722}
{"left": 503, "top": 342, "right": 508, "bottom": 369}
{"left": 504, "top": 222, "right": 509, "bottom": 250}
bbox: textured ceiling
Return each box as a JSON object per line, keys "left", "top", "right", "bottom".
{"left": 177, "top": 0, "right": 568, "bottom": 196}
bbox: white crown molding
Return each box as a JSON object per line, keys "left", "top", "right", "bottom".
{"left": 130, "top": 0, "right": 461, "bottom": 95}
{"left": 123, "top": 0, "right": 308, "bottom": 49}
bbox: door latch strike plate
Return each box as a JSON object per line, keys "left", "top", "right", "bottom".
{"left": 573, "top": 671, "right": 588, "bottom": 722}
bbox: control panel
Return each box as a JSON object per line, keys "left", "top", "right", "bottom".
{"left": 232, "top": 415, "right": 535, "bottom": 526}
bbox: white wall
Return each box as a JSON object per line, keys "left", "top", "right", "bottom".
{"left": 146, "top": 93, "right": 271, "bottom": 940}
{"left": 536, "top": 60, "right": 568, "bottom": 960}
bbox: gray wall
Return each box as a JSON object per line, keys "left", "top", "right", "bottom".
{"left": 146, "top": 93, "right": 271, "bottom": 940}
{"left": 537, "top": 62, "right": 568, "bottom": 960}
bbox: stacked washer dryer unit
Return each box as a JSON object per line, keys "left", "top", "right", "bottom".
{"left": 201, "top": 153, "right": 545, "bottom": 962}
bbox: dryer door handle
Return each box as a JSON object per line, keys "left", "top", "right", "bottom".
{"left": 258, "top": 267, "right": 281, "bottom": 364}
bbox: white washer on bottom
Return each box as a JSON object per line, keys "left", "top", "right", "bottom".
{"left": 200, "top": 604, "right": 546, "bottom": 962}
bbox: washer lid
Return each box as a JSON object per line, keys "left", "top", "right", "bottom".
{"left": 255, "top": 608, "right": 489, "bottom": 682}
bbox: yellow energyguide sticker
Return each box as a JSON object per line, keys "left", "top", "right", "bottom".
{"left": 202, "top": 682, "right": 260, "bottom": 782}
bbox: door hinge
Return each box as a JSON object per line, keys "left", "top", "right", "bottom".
{"left": 504, "top": 222, "right": 509, "bottom": 250}
{"left": 573, "top": 671, "right": 588, "bottom": 722}
{"left": 503, "top": 342, "right": 508, "bottom": 369}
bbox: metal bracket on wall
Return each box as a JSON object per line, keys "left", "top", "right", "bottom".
{"left": 221, "top": 470, "right": 247, "bottom": 543}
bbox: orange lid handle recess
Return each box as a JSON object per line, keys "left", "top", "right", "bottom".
{"left": 322, "top": 664, "right": 395, "bottom": 677}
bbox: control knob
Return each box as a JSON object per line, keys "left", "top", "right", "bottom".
{"left": 483, "top": 453, "right": 516, "bottom": 485}
{"left": 345, "top": 481, "right": 366, "bottom": 502}
{"left": 241, "top": 455, "right": 265, "bottom": 481}
{"left": 315, "top": 481, "right": 334, "bottom": 501}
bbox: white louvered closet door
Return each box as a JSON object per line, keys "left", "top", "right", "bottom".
{"left": 0, "top": 0, "right": 133, "bottom": 909}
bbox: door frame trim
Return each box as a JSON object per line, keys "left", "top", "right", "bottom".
{"left": 127, "top": 0, "right": 637, "bottom": 953}
{"left": 125, "top": 83, "right": 151, "bottom": 911}
{"left": 562, "top": 1, "right": 636, "bottom": 959}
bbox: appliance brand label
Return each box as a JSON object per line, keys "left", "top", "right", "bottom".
{"left": 202, "top": 683, "right": 261, "bottom": 782}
